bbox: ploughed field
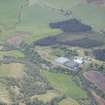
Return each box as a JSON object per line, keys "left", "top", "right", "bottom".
{"left": 83, "top": 70, "right": 105, "bottom": 93}
{"left": 93, "top": 49, "right": 105, "bottom": 61}
{"left": 60, "top": 38, "right": 103, "bottom": 48}
{"left": 33, "top": 32, "right": 105, "bottom": 48}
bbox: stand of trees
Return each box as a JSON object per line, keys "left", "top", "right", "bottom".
{"left": 19, "top": 42, "right": 48, "bottom": 64}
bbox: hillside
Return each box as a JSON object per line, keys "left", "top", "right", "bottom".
{"left": 0, "top": 0, "right": 105, "bottom": 105}
{"left": 0, "top": 0, "right": 105, "bottom": 42}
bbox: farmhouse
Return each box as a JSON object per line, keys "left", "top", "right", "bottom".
{"left": 55, "top": 57, "right": 80, "bottom": 72}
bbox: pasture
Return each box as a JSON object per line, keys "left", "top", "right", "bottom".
{"left": 42, "top": 71, "right": 87, "bottom": 99}
{"left": 0, "top": 63, "right": 24, "bottom": 78}
{"left": 31, "top": 90, "right": 61, "bottom": 103}
{"left": 59, "top": 98, "right": 79, "bottom": 105}
{"left": 0, "top": 50, "right": 24, "bottom": 58}
{"left": 72, "top": 3, "right": 105, "bottom": 31}
{"left": 0, "top": 0, "right": 105, "bottom": 43}
{"left": 24, "top": 28, "right": 61, "bottom": 44}
{"left": 0, "top": 83, "right": 11, "bottom": 104}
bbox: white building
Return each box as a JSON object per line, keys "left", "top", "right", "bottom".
{"left": 74, "top": 56, "right": 90, "bottom": 64}
{"left": 55, "top": 57, "right": 70, "bottom": 64}
{"left": 55, "top": 57, "right": 80, "bottom": 72}
{"left": 74, "top": 57, "right": 84, "bottom": 64}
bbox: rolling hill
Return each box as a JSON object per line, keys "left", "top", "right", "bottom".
{"left": 0, "top": 0, "right": 105, "bottom": 43}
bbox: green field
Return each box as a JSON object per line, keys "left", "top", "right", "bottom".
{"left": 0, "top": 50, "right": 24, "bottom": 58}
{"left": 0, "top": 0, "right": 105, "bottom": 43}
{"left": 24, "top": 28, "right": 61, "bottom": 44}
{"left": 42, "top": 71, "right": 87, "bottom": 99}
{"left": 72, "top": 4, "right": 105, "bottom": 31}
{"left": 59, "top": 98, "right": 79, "bottom": 105}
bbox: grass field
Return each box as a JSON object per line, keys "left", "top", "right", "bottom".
{"left": 31, "top": 90, "right": 61, "bottom": 103}
{"left": 42, "top": 71, "right": 87, "bottom": 99}
{"left": 59, "top": 98, "right": 79, "bottom": 105}
{"left": 0, "top": 0, "right": 105, "bottom": 43}
{"left": 24, "top": 28, "right": 61, "bottom": 44}
{"left": 0, "top": 83, "right": 11, "bottom": 104}
{"left": 0, "top": 50, "right": 24, "bottom": 58}
{"left": 72, "top": 3, "right": 105, "bottom": 31}
{"left": 0, "top": 63, "right": 24, "bottom": 78}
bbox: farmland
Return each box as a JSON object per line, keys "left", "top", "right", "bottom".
{"left": 72, "top": 3, "right": 105, "bottom": 31}
{"left": 83, "top": 70, "right": 105, "bottom": 93}
{"left": 0, "top": 0, "right": 105, "bottom": 43}
{"left": 59, "top": 98, "right": 79, "bottom": 105}
{"left": 42, "top": 71, "right": 87, "bottom": 99}
{"left": 0, "top": 83, "right": 11, "bottom": 104}
{"left": 34, "top": 32, "right": 105, "bottom": 48}
{"left": 0, "top": 63, "right": 25, "bottom": 103}
{"left": 31, "top": 90, "right": 61, "bottom": 103}
{"left": 93, "top": 49, "right": 105, "bottom": 61}
{"left": 0, "top": 50, "right": 24, "bottom": 58}
{"left": 0, "top": 0, "right": 105, "bottom": 105}
{"left": 24, "top": 28, "right": 61, "bottom": 44}
{"left": 0, "top": 63, "right": 24, "bottom": 78}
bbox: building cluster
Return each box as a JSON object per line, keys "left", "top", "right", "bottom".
{"left": 55, "top": 56, "right": 91, "bottom": 72}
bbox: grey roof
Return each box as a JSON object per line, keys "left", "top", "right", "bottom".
{"left": 64, "top": 61, "right": 79, "bottom": 71}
